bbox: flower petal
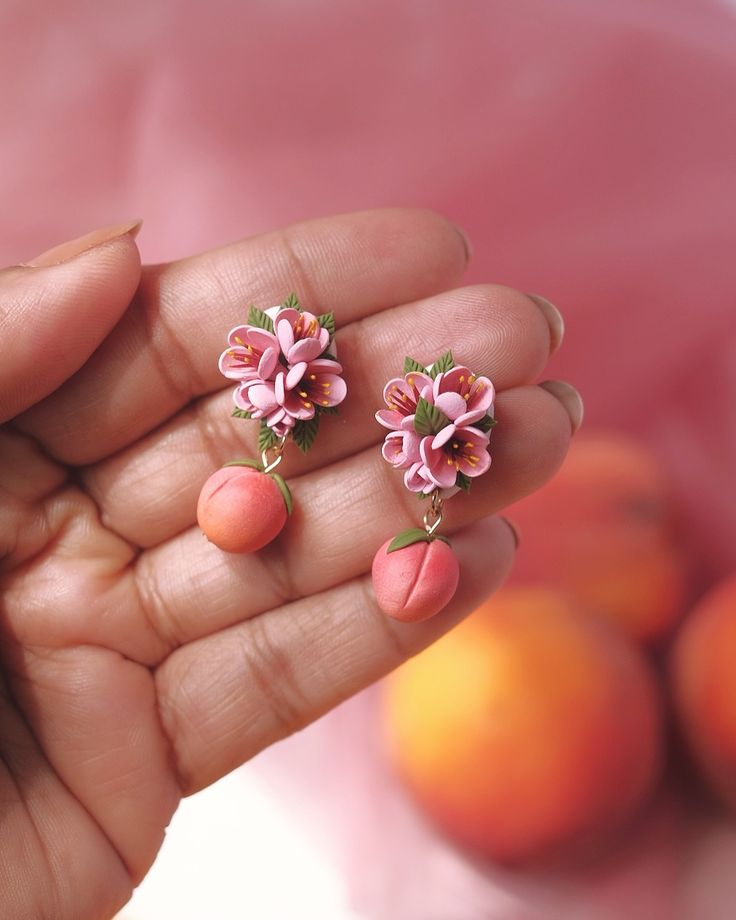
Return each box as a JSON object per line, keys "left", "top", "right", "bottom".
{"left": 285, "top": 361, "right": 307, "bottom": 390}
{"left": 419, "top": 436, "right": 458, "bottom": 489}
{"left": 431, "top": 424, "right": 456, "bottom": 449}
{"left": 245, "top": 328, "right": 279, "bottom": 352}
{"left": 274, "top": 372, "right": 286, "bottom": 405}
{"left": 315, "top": 374, "right": 347, "bottom": 407}
{"left": 288, "top": 337, "right": 324, "bottom": 364}
{"left": 276, "top": 317, "right": 295, "bottom": 356}
{"left": 376, "top": 409, "right": 404, "bottom": 430}
{"left": 218, "top": 346, "right": 252, "bottom": 379}
{"left": 434, "top": 391, "right": 467, "bottom": 421}
{"left": 257, "top": 346, "right": 279, "bottom": 380}
{"left": 308, "top": 357, "right": 343, "bottom": 374}
{"left": 248, "top": 382, "right": 279, "bottom": 413}
{"left": 404, "top": 461, "right": 427, "bottom": 492}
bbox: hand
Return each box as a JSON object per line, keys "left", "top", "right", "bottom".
{"left": 0, "top": 208, "right": 575, "bottom": 919}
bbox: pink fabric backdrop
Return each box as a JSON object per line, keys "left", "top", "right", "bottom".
{"left": 1, "top": 1, "right": 734, "bottom": 916}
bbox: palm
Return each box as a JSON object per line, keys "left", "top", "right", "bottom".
{"left": 0, "top": 209, "right": 570, "bottom": 919}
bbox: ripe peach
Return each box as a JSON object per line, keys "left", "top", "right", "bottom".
{"left": 383, "top": 587, "right": 663, "bottom": 864}
{"left": 372, "top": 537, "right": 460, "bottom": 622}
{"left": 197, "top": 465, "right": 288, "bottom": 553}
{"left": 506, "top": 432, "right": 689, "bottom": 643}
{"left": 671, "top": 575, "right": 736, "bottom": 810}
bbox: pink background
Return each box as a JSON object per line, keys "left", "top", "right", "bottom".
{"left": 2, "top": 1, "right": 735, "bottom": 916}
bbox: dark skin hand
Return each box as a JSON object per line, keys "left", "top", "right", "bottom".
{"left": 0, "top": 208, "right": 575, "bottom": 919}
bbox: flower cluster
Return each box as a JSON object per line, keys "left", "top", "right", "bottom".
{"left": 376, "top": 354, "right": 495, "bottom": 494}
{"left": 219, "top": 296, "right": 347, "bottom": 447}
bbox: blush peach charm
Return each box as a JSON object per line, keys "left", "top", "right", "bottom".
{"left": 372, "top": 352, "right": 496, "bottom": 622}
{"left": 197, "top": 293, "right": 347, "bottom": 553}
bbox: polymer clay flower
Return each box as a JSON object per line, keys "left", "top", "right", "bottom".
{"left": 420, "top": 425, "right": 492, "bottom": 489}
{"left": 275, "top": 308, "right": 331, "bottom": 364}
{"left": 375, "top": 371, "right": 434, "bottom": 430}
{"left": 432, "top": 366, "right": 495, "bottom": 427}
{"left": 219, "top": 325, "right": 280, "bottom": 380}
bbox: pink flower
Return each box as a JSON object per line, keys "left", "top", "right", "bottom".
{"left": 275, "top": 309, "right": 331, "bottom": 364}
{"left": 419, "top": 425, "right": 491, "bottom": 490}
{"left": 219, "top": 325, "right": 280, "bottom": 381}
{"left": 375, "top": 371, "right": 434, "bottom": 430}
{"left": 381, "top": 429, "right": 421, "bottom": 468}
{"left": 432, "top": 366, "right": 495, "bottom": 427}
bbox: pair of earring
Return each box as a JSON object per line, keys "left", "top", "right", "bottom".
{"left": 197, "top": 294, "right": 497, "bottom": 624}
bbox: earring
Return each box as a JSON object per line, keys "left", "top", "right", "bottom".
{"left": 372, "top": 352, "right": 496, "bottom": 622}
{"left": 197, "top": 293, "right": 347, "bottom": 553}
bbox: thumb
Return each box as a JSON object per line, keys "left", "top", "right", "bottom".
{"left": 0, "top": 220, "right": 142, "bottom": 423}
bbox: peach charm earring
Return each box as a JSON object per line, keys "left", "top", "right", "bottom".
{"left": 197, "top": 293, "right": 347, "bottom": 552}
{"left": 372, "top": 352, "right": 496, "bottom": 622}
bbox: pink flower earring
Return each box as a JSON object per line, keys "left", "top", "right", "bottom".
{"left": 372, "top": 352, "right": 496, "bottom": 622}
{"left": 197, "top": 293, "right": 347, "bottom": 553}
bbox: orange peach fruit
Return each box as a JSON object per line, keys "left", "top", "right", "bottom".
{"left": 383, "top": 586, "right": 664, "bottom": 864}
{"left": 506, "top": 432, "right": 689, "bottom": 643}
{"left": 671, "top": 574, "right": 736, "bottom": 811}
{"left": 197, "top": 466, "right": 287, "bottom": 553}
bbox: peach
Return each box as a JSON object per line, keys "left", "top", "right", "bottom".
{"left": 383, "top": 586, "right": 663, "bottom": 864}
{"left": 506, "top": 432, "right": 689, "bottom": 643}
{"left": 197, "top": 465, "right": 288, "bottom": 553}
{"left": 372, "top": 536, "right": 460, "bottom": 622}
{"left": 671, "top": 574, "right": 736, "bottom": 811}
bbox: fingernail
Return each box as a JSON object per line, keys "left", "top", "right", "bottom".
{"left": 452, "top": 223, "right": 473, "bottom": 263}
{"left": 527, "top": 293, "right": 565, "bottom": 353}
{"left": 24, "top": 219, "right": 143, "bottom": 268}
{"left": 500, "top": 516, "right": 521, "bottom": 549}
{"left": 539, "top": 379, "right": 584, "bottom": 434}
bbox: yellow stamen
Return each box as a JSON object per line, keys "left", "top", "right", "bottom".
{"left": 299, "top": 390, "right": 308, "bottom": 398}
{"left": 234, "top": 336, "right": 244, "bottom": 345}
{"left": 310, "top": 374, "right": 317, "bottom": 380}
{"left": 322, "top": 400, "right": 329, "bottom": 406}
{"left": 303, "top": 401, "right": 312, "bottom": 409}
{"left": 446, "top": 457, "right": 453, "bottom": 465}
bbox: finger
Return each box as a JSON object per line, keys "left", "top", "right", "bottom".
{"left": 133, "top": 384, "right": 572, "bottom": 654}
{"left": 154, "top": 514, "right": 517, "bottom": 794}
{"left": 85, "top": 284, "right": 557, "bottom": 547}
{"left": 0, "top": 221, "right": 142, "bottom": 422}
{"left": 16, "top": 209, "right": 470, "bottom": 464}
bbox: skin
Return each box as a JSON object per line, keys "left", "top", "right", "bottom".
{"left": 0, "top": 208, "right": 574, "bottom": 920}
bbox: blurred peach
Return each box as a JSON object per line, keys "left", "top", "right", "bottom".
{"left": 671, "top": 574, "right": 736, "bottom": 811}
{"left": 383, "top": 587, "right": 663, "bottom": 865}
{"left": 506, "top": 432, "right": 689, "bottom": 643}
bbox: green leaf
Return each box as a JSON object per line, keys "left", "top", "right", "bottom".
{"left": 258, "top": 422, "right": 279, "bottom": 453}
{"left": 456, "top": 471, "right": 472, "bottom": 492}
{"left": 317, "top": 404, "right": 339, "bottom": 415}
{"left": 231, "top": 407, "right": 252, "bottom": 419}
{"left": 222, "top": 458, "right": 263, "bottom": 471}
{"left": 475, "top": 414, "right": 498, "bottom": 433}
{"left": 386, "top": 528, "right": 431, "bottom": 554}
{"left": 270, "top": 472, "right": 293, "bottom": 515}
{"left": 248, "top": 305, "right": 275, "bottom": 334}
{"left": 317, "top": 312, "right": 335, "bottom": 337}
{"left": 282, "top": 292, "right": 301, "bottom": 310}
{"left": 428, "top": 350, "right": 455, "bottom": 379}
{"left": 292, "top": 416, "right": 320, "bottom": 453}
{"left": 413, "top": 397, "right": 450, "bottom": 437}
{"left": 404, "top": 356, "right": 428, "bottom": 375}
